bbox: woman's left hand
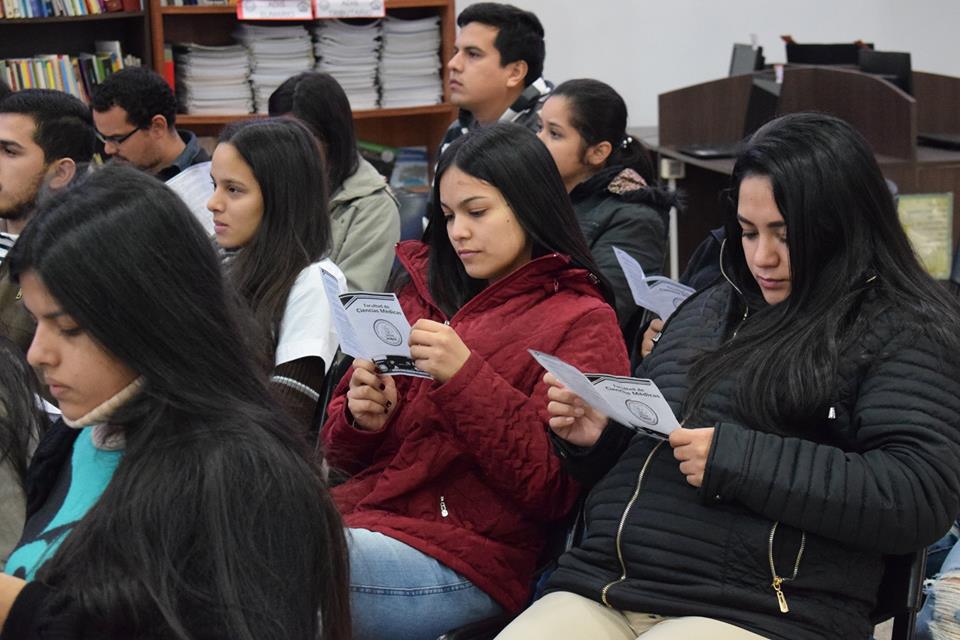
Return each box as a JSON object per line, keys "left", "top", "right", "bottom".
{"left": 669, "top": 426, "right": 715, "bottom": 488}
{"left": 409, "top": 319, "right": 471, "bottom": 383}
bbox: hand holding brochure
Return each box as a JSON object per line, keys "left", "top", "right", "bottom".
{"left": 321, "top": 271, "right": 431, "bottom": 378}
{"left": 529, "top": 350, "right": 679, "bottom": 439}
{"left": 613, "top": 246, "right": 694, "bottom": 321}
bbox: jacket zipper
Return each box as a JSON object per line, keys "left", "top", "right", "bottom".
{"left": 768, "top": 521, "right": 806, "bottom": 613}
{"left": 439, "top": 495, "right": 449, "bottom": 518}
{"left": 600, "top": 441, "right": 665, "bottom": 607}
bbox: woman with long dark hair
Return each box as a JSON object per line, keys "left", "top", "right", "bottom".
{"left": 0, "top": 165, "right": 350, "bottom": 640}
{"left": 498, "top": 112, "right": 960, "bottom": 639}
{"left": 269, "top": 71, "right": 400, "bottom": 292}
{"left": 321, "top": 122, "right": 629, "bottom": 639}
{"left": 537, "top": 78, "right": 676, "bottom": 332}
{"left": 210, "top": 117, "right": 346, "bottom": 431}
{"left": 0, "top": 338, "right": 48, "bottom": 572}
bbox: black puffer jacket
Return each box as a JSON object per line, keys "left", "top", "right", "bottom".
{"left": 546, "top": 280, "right": 960, "bottom": 639}
{"left": 570, "top": 166, "right": 675, "bottom": 332}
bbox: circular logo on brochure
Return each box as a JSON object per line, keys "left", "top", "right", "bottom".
{"left": 373, "top": 319, "right": 403, "bottom": 347}
{"left": 625, "top": 400, "right": 658, "bottom": 426}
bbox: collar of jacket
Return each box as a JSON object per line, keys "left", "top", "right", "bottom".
{"left": 330, "top": 157, "right": 392, "bottom": 207}
{"left": 394, "top": 239, "right": 604, "bottom": 321}
{"left": 456, "top": 77, "right": 553, "bottom": 129}
{"left": 570, "top": 165, "right": 679, "bottom": 215}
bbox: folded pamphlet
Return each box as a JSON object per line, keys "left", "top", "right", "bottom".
{"left": 529, "top": 349, "right": 679, "bottom": 438}
{"left": 321, "top": 271, "right": 431, "bottom": 378}
{"left": 613, "top": 246, "right": 694, "bottom": 321}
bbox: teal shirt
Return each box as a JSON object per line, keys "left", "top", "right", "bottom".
{"left": 5, "top": 427, "right": 122, "bottom": 579}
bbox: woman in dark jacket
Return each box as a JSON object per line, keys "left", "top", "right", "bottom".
{"left": 498, "top": 113, "right": 960, "bottom": 639}
{"left": 537, "top": 79, "right": 676, "bottom": 333}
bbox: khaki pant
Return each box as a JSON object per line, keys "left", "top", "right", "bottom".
{"left": 494, "top": 591, "right": 768, "bottom": 640}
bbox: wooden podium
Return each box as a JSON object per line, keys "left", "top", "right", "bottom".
{"left": 641, "top": 67, "right": 960, "bottom": 272}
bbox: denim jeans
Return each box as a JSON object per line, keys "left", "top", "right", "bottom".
{"left": 917, "top": 525, "right": 960, "bottom": 640}
{"left": 347, "top": 528, "right": 505, "bottom": 640}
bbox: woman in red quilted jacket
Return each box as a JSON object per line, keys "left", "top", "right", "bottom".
{"left": 321, "top": 122, "right": 631, "bottom": 640}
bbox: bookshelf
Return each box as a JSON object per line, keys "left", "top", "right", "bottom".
{"left": 148, "top": 0, "right": 457, "bottom": 154}
{"left": 0, "top": 11, "right": 151, "bottom": 68}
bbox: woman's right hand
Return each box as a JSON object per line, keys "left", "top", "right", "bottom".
{"left": 640, "top": 317, "right": 665, "bottom": 359}
{"left": 346, "top": 359, "right": 398, "bottom": 432}
{"left": 544, "top": 372, "right": 609, "bottom": 447}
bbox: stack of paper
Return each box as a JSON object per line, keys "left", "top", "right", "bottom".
{"left": 234, "top": 24, "right": 315, "bottom": 113}
{"left": 312, "top": 20, "right": 382, "bottom": 111}
{"left": 379, "top": 15, "right": 443, "bottom": 108}
{"left": 174, "top": 43, "right": 253, "bottom": 114}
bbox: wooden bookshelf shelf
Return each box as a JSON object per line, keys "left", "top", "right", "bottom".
{"left": 150, "top": 0, "right": 456, "bottom": 151}
{"left": 0, "top": 10, "right": 143, "bottom": 24}
{"left": 177, "top": 103, "right": 455, "bottom": 127}
{"left": 0, "top": 7, "right": 151, "bottom": 68}
{"left": 156, "top": 0, "right": 448, "bottom": 12}
{"left": 354, "top": 103, "right": 456, "bottom": 119}
{"left": 157, "top": 4, "right": 233, "bottom": 13}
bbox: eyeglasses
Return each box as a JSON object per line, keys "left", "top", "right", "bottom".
{"left": 95, "top": 127, "right": 142, "bottom": 146}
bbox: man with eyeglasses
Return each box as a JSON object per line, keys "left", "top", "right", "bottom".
{"left": 0, "top": 89, "right": 95, "bottom": 355}
{"left": 91, "top": 67, "right": 209, "bottom": 181}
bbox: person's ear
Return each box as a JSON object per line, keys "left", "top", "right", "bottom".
{"left": 585, "top": 141, "right": 613, "bottom": 168}
{"left": 505, "top": 59, "right": 528, "bottom": 90}
{"left": 147, "top": 114, "right": 169, "bottom": 137}
{"left": 45, "top": 158, "right": 77, "bottom": 191}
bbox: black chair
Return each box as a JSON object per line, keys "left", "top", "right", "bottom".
{"left": 310, "top": 349, "right": 354, "bottom": 438}
{"left": 870, "top": 549, "right": 928, "bottom": 640}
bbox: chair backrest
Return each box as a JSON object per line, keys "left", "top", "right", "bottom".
{"left": 870, "top": 549, "right": 927, "bottom": 640}
{"left": 310, "top": 349, "right": 355, "bottom": 437}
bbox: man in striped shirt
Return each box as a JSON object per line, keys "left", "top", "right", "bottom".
{"left": 0, "top": 89, "right": 95, "bottom": 354}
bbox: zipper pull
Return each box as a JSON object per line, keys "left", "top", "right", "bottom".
{"left": 772, "top": 576, "right": 789, "bottom": 613}
{"left": 439, "top": 496, "right": 448, "bottom": 518}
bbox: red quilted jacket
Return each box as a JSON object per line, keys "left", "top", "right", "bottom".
{"left": 322, "top": 240, "right": 630, "bottom": 612}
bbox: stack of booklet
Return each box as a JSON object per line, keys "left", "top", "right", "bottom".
{"left": 379, "top": 15, "right": 443, "bottom": 108}
{"left": 173, "top": 43, "right": 252, "bottom": 114}
{"left": 234, "top": 24, "right": 315, "bottom": 114}
{"left": 312, "top": 20, "right": 382, "bottom": 111}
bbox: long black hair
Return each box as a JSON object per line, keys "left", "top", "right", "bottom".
{"left": 423, "top": 122, "right": 613, "bottom": 315}
{"left": 8, "top": 164, "right": 350, "bottom": 640}
{"left": 685, "top": 112, "right": 960, "bottom": 431}
{"left": 218, "top": 117, "right": 333, "bottom": 359}
{"left": 550, "top": 78, "right": 657, "bottom": 186}
{"left": 267, "top": 71, "right": 360, "bottom": 189}
{"left": 0, "top": 338, "right": 48, "bottom": 489}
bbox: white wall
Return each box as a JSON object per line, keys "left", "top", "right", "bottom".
{"left": 455, "top": 0, "right": 960, "bottom": 126}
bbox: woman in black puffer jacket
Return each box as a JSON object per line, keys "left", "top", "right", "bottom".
{"left": 497, "top": 113, "right": 960, "bottom": 640}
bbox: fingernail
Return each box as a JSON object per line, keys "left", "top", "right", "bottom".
{"left": 575, "top": 408, "right": 584, "bottom": 416}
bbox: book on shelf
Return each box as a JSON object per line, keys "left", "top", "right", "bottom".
{"left": 0, "top": 0, "right": 138, "bottom": 17}
{"left": 0, "top": 44, "right": 141, "bottom": 103}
